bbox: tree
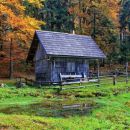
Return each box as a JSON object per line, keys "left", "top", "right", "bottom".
{"left": 69, "top": 0, "right": 119, "bottom": 61}
{"left": 119, "top": 0, "right": 130, "bottom": 62}
{"left": 0, "top": 0, "right": 44, "bottom": 78}
{"left": 41, "top": 0, "right": 74, "bottom": 32}
{"left": 23, "top": 0, "right": 44, "bottom": 20}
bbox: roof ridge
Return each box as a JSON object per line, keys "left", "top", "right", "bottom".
{"left": 35, "top": 30, "right": 91, "bottom": 38}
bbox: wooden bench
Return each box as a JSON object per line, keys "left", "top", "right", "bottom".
{"left": 59, "top": 73, "right": 87, "bottom": 85}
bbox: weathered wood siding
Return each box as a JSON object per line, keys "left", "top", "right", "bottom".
{"left": 35, "top": 43, "right": 51, "bottom": 82}
{"left": 51, "top": 57, "right": 89, "bottom": 82}
{"left": 34, "top": 44, "right": 89, "bottom": 83}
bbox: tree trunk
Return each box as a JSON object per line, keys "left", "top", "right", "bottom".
{"left": 9, "top": 38, "right": 13, "bottom": 79}
{"left": 93, "top": 7, "right": 96, "bottom": 39}
{"left": 78, "top": 0, "right": 82, "bottom": 34}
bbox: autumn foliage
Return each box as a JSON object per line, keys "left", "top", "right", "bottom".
{"left": 0, "top": 0, "right": 128, "bottom": 77}
{"left": 68, "top": 0, "right": 120, "bottom": 60}
{"left": 0, "top": 0, "right": 44, "bottom": 45}
{"left": 0, "top": 0, "right": 44, "bottom": 77}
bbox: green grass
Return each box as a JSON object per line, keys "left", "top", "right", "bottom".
{"left": 0, "top": 94, "right": 130, "bottom": 130}
{"left": 0, "top": 79, "right": 130, "bottom": 129}
{"left": 0, "top": 96, "right": 43, "bottom": 110}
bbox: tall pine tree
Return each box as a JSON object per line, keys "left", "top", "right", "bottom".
{"left": 70, "top": 0, "right": 119, "bottom": 61}
{"left": 42, "top": 0, "right": 74, "bottom": 32}
{"left": 119, "top": 0, "right": 130, "bottom": 62}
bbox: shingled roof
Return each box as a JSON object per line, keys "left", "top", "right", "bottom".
{"left": 27, "top": 30, "right": 106, "bottom": 61}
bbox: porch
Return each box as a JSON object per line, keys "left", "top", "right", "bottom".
{"left": 51, "top": 58, "right": 100, "bottom": 85}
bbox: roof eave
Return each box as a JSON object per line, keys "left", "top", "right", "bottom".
{"left": 47, "top": 54, "right": 106, "bottom": 59}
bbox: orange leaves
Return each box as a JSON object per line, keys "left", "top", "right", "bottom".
{"left": 0, "top": 0, "right": 44, "bottom": 46}
{"left": 73, "top": 0, "right": 119, "bottom": 21}
{"left": 0, "top": 0, "right": 44, "bottom": 65}
{"left": 68, "top": 7, "right": 74, "bottom": 14}
{"left": 107, "top": 0, "right": 119, "bottom": 23}
{"left": 1, "top": 0, "right": 25, "bottom": 13}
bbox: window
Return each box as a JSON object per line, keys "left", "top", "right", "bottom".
{"left": 67, "top": 62, "right": 75, "bottom": 73}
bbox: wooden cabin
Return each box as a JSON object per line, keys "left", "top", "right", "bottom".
{"left": 27, "top": 31, "right": 106, "bottom": 84}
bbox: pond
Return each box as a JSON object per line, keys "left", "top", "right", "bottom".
{"left": 0, "top": 99, "right": 100, "bottom": 117}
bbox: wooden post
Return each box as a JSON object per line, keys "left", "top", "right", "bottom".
{"left": 59, "top": 73, "right": 63, "bottom": 89}
{"left": 97, "top": 59, "right": 100, "bottom": 84}
{"left": 60, "top": 84, "right": 62, "bottom": 90}
{"left": 20, "top": 77, "right": 21, "bottom": 83}
{"left": 113, "top": 75, "right": 116, "bottom": 86}
{"left": 126, "top": 62, "right": 128, "bottom": 84}
{"left": 80, "top": 78, "right": 82, "bottom": 86}
{"left": 58, "top": 73, "right": 63, "bottom": 93}
{"left": 25, "top": 78, "right": 27, "bottom": 85}
{"left": 9, "top": 38, "right": 13, "bottom": 79}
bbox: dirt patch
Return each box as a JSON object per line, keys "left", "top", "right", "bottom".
{"left": 125, "top": 101, "right": 130, "bottom": 108}
{"left": 92, "top": 92, "right": 107, "bottom": 97}
{"left": 33, "top": 120, "right": 48, "bottom": 126}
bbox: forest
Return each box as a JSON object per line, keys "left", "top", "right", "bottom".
{"left": 0, "top": 0, "right": 130, "bottom": 78}
{"left": 0, "top": 0, "right": 130, "bottom": 130}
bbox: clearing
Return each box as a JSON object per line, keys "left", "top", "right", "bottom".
{"left": 0, "top": 80, "right": 130, "bottom": 130}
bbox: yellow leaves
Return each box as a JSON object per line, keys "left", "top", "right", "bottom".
{"left": 26, "top": 17, "right": 45, "bottom": 29}
{"left": 107, "top": 0, "right": 119, "bottom": 24}
{"left": 1, "top": 0, "right": 25, "bottom": 13}
{"left": 0, "top": 0, "right": 44, "bottom": 47}
{"left": 109, "top": 10, "right": 118, "bottom": 22}
{"left": 14, "top": 3, "right": 25, "bottom": 12}
{"left": 83, "top": 0, "right": 119, "bottom": 22}
{"left": 0, "top": 4, "right": 13, "bottom": 16}
{"left": 27, "top": 0, "right": 44, "bottom": 8}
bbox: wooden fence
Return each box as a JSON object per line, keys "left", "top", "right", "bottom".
{"left": 15, "top": 72, "right": 129, "bottom": 91}
{"left": 61, "top": 73, "right": 129, "bottom": 90}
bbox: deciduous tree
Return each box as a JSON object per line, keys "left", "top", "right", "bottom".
{"left": 69, "top": 0, "right": 119, "bottom": 61}
{"left": 0, "top": 0, "right": 44, "bottom": 78}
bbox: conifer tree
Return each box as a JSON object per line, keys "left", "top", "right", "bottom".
{"left": 42, "top": 0, "right": 74, "bottom": 32}
{"left": 119, "top": 0, "right": 130, "bottom": 62}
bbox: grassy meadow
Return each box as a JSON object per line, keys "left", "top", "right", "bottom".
{"left": 0, "top": 79, "right": 130, "bottom": 130}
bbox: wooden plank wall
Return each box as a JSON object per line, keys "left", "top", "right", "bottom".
{"left": 51, "top": 57, "right": 89, "bottom": 82}
{"left": 34, "top": 44, "right": 89, "bottom": 83}
{"left": 35, "top": 43, "right": 51, "bottom": 82}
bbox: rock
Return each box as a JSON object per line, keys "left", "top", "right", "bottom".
{"left": 16, "top": 82, "right": 26, "bottom": 88}
{"left": 0, "top": 83, "right": 7, "bottom": 88}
